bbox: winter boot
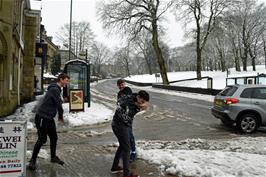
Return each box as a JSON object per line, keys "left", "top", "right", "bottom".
{"left": 28, "top": 159, "right": 37, "bottom": 170}
{"left": 130, "top": 151, "right": 137, "bottom": 162}
{"left": 51, "top": 156, "right": 64, "bottom": 165}
{"left": 111, "top": 166, "right": 123, "bottom": 173}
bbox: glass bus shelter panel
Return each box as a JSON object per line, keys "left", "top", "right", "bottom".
{"left": 258, "top": 77, "right": 266, "bottom": 85}
{"left": 227, "top": 78, "right": 235, "bottom": 86}
{"left": 65, "top": 63, "right": 88, "bottom": 100}
{"left": 236, "top": 78, "right": 245, "bottom": 85}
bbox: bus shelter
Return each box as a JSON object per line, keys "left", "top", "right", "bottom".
{"left": 226, "top": 73, "right": 266, "bottom": 86}
{"left": 63, "top": 59, "right": 90, "bottom": 107}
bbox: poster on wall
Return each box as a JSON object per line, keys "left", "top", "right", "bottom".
{"left": 0, "top": 121, "right": 27, "bottom": 177}
{"left": 69, "top": 89, "right": 84, "bottom": 112}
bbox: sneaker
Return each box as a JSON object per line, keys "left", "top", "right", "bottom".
{"left": 130, "top": 152, "right": 137, "bottom": 162}
{"left": 111, "top": 166, "right": 123, "bottom": 173}
{"left": 51, "top": 156, "right": 64, "bottom": 165}
{"left": 28, "top": 159, "right": 36, "bottom": 170}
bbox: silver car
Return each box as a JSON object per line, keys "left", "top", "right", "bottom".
{"left": 211, "top": 84, "right": 266, "bottom": 133}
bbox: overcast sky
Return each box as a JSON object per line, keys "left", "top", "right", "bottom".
{"left": 30, "top": 0, "right": 185, "bottom": 49}
{"left": 30, "top": 0, "right": 266, "bottom": 49}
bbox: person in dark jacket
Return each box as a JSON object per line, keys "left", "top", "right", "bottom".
{"left": 28, "top": 73, "right": 70, "bottom": 170}
{"left": 111, "top": 90, "right": 149, "bottom": 177}
{"left": 116, "top": 79, "right": 137, "bottom": 162}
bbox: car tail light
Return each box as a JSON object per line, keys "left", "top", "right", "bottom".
{"left": 224, "top": 98, "right": 239, "bottom": 105}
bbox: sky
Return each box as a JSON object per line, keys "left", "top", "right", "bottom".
{"left": 30, "top": 0, "right": 266, "bottom": 49}
{"left": 30, "top": 0, "right": 185, "bottom": 49}
{"left": 5, "top": 66, "right": 266, "bottom": 177}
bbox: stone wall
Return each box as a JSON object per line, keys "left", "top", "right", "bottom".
{"left": 21, "top": 14, "right": 37, "bottom": 103}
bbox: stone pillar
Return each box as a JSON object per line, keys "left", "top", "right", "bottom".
{"left": 22, "top": 15, "right": 37, "bottom": 103}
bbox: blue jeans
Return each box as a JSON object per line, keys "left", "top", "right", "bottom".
{"left": 129, "top": 126, "right": 136, "bottom": 152}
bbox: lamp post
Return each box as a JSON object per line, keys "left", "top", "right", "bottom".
{"left": 69, "top": 0, "right": 73, "bottom": 60}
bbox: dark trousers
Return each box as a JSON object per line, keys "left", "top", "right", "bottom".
{"left": 129, "top": 126, "right": 136, "bottom": 152}
{"left": 112, "top": 124, "right": 130, "bottom": 176}
{"left": 31, "top": 115, "right": 58, "bottom": 160}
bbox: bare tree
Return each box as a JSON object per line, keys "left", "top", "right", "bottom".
{"left": 174, "top": 0, "right": 232, "bottom": 79}
{"left": 132, "top": 32, "right": 154, "bottom": 75}
{"left": 224, "top": 0, "right": 266, "bottom": 71}
{"left": 113, "top": 44, "right": 132, "bottom": 77}
{"left": 56, "top": 21, "right": 95, "bottom": 57}
{"left": 263, "top": 31, "right": 266, "bottom": 68}
{"left": 97, "top": 0, "right": 172, "bottom": 84}
{"left": 89, "top": 42, "right": 111, "bottom": 76}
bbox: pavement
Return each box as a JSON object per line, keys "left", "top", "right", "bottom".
{"left": 26, "top": 80, "right": 266, "bottom": 177}
{"left": 26, "top": 122, "right": 171, "bottom": 177}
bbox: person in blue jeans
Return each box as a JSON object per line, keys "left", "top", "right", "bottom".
{"left": 116, "top": 79, "right": 137, "bottom": 162}
{"left": 111, "top": 89, "right": 150, "bottom": 177}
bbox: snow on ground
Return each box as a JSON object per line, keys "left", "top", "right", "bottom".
{"left": 5, "top": 96, "right": 114, "bottom": 129}
{"left": 128, "top": 84, "right": 215, "bottom": 102}
{"left": 4, "top": 66, "right": 266, "bottom": 177}
{"left": 63, "top": 102, "right": 113, "bottom": 126}
{"left": 136, "top": 137, "right": 266, "bottom": 177}
{"left": 125, "top": 65, "right": 266, "bottom": 89}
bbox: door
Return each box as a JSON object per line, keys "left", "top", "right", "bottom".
{"left": 251, "top": 87, "right": 266, "bottom": 125}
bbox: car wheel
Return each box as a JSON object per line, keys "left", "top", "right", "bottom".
{"left": 237, "top": 114, "right": 258, "bottom": 133}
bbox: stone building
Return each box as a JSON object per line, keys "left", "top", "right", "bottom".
{"left": 0, "top": 0, "right": 40, "bottom": 117}
{"left": 43, "top": 35, "right": 59, "bottom": 73}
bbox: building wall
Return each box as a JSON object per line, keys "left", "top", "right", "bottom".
{"left": 22, "top": 14, "right": 38, "bottom": 102}
{"left": 0, "top": 0, "right": 18, "bottom": 117}
{"left": 44, "top": 36, "right": 58, "bottom": 73}
{"left": 0, "top": 0, "right": 37, "bottom": 117}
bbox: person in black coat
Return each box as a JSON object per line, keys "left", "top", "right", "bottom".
{"left": 116, "top": 79, "right": 137, "bottom": 162}
{"left": 28, "top": 73, "right": 70, "bottom": 170}
{"left": 111, "top": 88, "right": 149, "bottom": 177}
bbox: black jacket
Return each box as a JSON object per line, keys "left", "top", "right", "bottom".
{"left": 113, "top": 91, "right": 140, "bottom": 127}
{"left": 36, "top": 83, "right": 63, "bottom": 120}
{"left": 117, "top": 87, "right": 132, "bottom": 100}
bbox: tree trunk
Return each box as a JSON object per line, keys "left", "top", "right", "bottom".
{"left": 241, "top": 23, "right": 248, "bottom": 71}
{"left": 235, "top": 56, "right": 241, "bottom": 72}
{"left": 152, "top": 21, "right": 169, "bottom": 85}
{"left": 144, "top": 54, "right": 152, "bottom": 75}
{"left": 196, "top": 14, "right": 202, "bottom": 80}
{"left": 196, "top": 47, "right": 202, "bottom": 80}
{"left": 234, "top": 49, "right": 241, "bottom": 72}
{"left": 263, "top": 38, "right": 266, "bottom": 69}
{"left": 249, "top": 47, "right": 256, "bottom": 71}
{"left": 241, "top": 49, "right": 248, "bottom": 71}
{"left": 209, "top": 59, "right": 213, "bottom": 71}
{"left": 125, "top": 59, "right": 130, "bottom": 77}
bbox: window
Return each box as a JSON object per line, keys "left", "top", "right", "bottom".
{"left": 251, "top": 88, "right": 266, "bottom": 99}
{"left": 219, "top": 86, "right": 238, "bottom": 96}
{"left": 240, "top": 88, "right": 252, "bottom": 98}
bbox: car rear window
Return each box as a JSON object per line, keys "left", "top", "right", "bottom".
{"left": 219, "top": 86, "right": 238, "bottom": 96}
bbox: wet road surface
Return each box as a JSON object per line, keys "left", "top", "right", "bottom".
{"left": 26, "top": 80, "right": 266, "bottom": 177}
